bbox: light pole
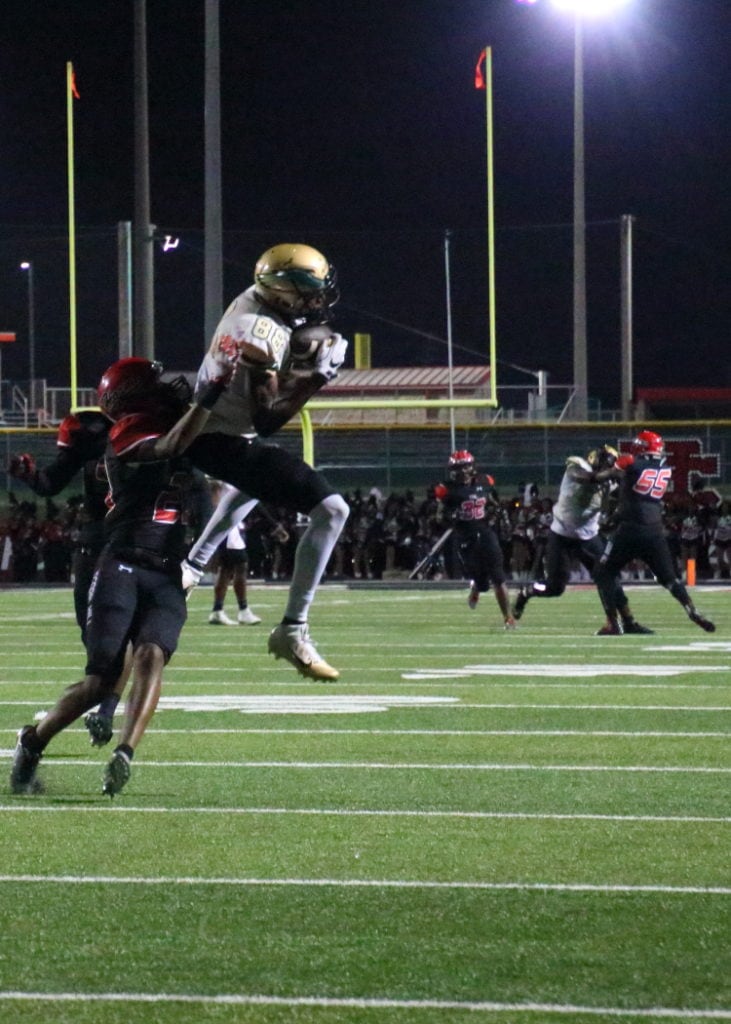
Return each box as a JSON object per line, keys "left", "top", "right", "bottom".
{"left": 546, "top": 0, "right": 631, "bottom": 419}
{"left": 20, "top": 261, "right": 36, "bottom": 390}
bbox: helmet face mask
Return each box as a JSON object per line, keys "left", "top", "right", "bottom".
{"left": 98, "top": 358, "right": 188, "bottom": 422}
{"left": 448, "top": 449, "right": 475, "bottom": 484}
{"left": 633, "top": 430, "right": 665, "bottom": 457}
{"left": 254, "top": 243, "right": 339, "bottom": 325}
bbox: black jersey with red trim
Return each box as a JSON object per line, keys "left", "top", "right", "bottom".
{"left": 26, "top": 411, "right": 109, "bottom": 550}
{"left": 616, "top": 453, "right": 672, "bottom": 527}
{"left": 103, "top": 410, "right": 195, "bottom": 561}
{"left": 434, "top": 478, "right": 495, "bottom": 535}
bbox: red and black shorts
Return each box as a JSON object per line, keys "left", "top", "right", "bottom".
{"left": 84, "top": 553, "right": 186, "bottom": 681}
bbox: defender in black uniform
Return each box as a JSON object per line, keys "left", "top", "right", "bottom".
{"left": 594, "top": 430, "right": 715, "bottom": 634}
{"left": 434, "top": 450, "right": 516, "bottom": 629}
{"left": 10, "top": 357, "right": 232, "bottom": 798}
{"left": 9, "top": 411, "right": 134, "bottom": 744}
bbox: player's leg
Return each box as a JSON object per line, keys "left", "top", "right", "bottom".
{"left": 645, "top": 534, "right": 715, "bottom": 632}
{"left": 478, "top": 528, "right": 515, "bottom": 629}
{"left": 183, "top": 481, "right": 259, "bottom": 594}
{"left": 190, "top": 434, "right": 348, "bottom": 678}
{"left": 233, "top": 556, "right": 261, "bottom": 624}
{"left": 209, "top": 556, "right": 237, "bottom": 625}
{"left": 515, "top": 534, "right": 571, "bottom": 618}
{"left": 593, "top": 529, "right": 634, "bottom": 635}
{"left": 103, "top": 569, "right": 187, "bottom": 796}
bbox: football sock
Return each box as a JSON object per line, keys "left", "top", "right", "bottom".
{"left": 22, "top": 725, "right": 44, "bottom": 754}
{"left": 283, "top": 494, "right": 348, "bottom": 621}
{"left": 98, "top": 694, "right": 120, "bottom": 719}
{"left": 212, "top": 600, "right": 223, "bottom": 612}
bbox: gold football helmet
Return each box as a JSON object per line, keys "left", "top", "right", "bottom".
{"left": 254, "top": 243, "right": 339, "bottom": 324}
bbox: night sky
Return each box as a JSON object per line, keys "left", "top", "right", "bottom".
{"left": 1, "top": 0, "right": 729, "bottom": 408}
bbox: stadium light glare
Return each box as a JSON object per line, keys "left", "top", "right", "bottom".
{"left": 551, "top": 0, "right": 630, "bottom": 16}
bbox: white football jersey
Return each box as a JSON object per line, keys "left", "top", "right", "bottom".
{"left": 550, "top": 456, "right": 604, "bottom": 540}
{"left": 195, "top": 285, "right": 292, "bottom": 437}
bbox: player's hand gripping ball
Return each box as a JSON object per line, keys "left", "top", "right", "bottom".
{"left": 288, "top": 324, "right": 335, "bottom": 365}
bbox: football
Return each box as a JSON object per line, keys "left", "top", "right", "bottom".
{"left": 289, "top": 324, "right": 334, "bottom": 364}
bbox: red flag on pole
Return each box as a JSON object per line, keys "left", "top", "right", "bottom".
{"left": 71, "top": 70, "right": 80, "bottom": 99}
{"left": 475, "top": 49, "right": 487, "bottom": 90}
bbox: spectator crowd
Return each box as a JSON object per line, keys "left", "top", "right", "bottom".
{"left": 1, "top": 477, "right": 729, "bottom": 586}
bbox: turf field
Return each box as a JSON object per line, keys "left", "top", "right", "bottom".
{"left": 0, "top": 581, "right": 729, "bottom": 1024}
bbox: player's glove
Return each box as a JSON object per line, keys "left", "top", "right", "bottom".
{"left": 312, "top": 333, "right": 348, "bottom": 382}
{"left": 8, "top": 453, "right": 36, "bottom": 480}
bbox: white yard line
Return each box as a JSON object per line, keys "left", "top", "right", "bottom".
{"left": 0, "top": 874, "right": 728, "bottom": 895}
{"left": 0, "top": 804, "right": 729, "bottom": 824}
{"left": 0, "top": 991, "right": 728, "bottom": 1019}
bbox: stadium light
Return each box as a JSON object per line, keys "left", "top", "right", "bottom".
{"left": 525, "top": 0, "right": 632, "bottom": 419}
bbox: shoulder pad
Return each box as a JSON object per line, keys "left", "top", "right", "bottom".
{"left": 566, "top": 456, "right": 592, "bottom": 474}
{"left": 57, "top": 413, "right": 82, "bottom": 448}
{"left": 109, "top": 413, "right": 163, "bottom": 457}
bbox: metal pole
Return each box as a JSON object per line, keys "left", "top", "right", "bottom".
{"left": 204, "top": 0, "right": 224, "bottom": 348}
{"left": 620, "top": 214, "right": 634, "bottom": 421}
{"left": 444, "top": 229, "right": 456, "bottom": 452}
{"left": 117, "top": 221, "right": 133, "bottom": 359}
{"left": 572, "top": 15, "right": 588, "bottom": 421}
{"left": 133, "top": 0, "right": 155, "bottom": 359}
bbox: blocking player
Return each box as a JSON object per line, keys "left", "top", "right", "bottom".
{"left": 183, "top": 243, "right": 350, "bottom": 680}
{"left": 10, "top": 356, "right": 233, "bottom": 798}
{"left": 512, "top": 444, "right": 652, "bottom": 635}
{"left": 434, "top": 450, "right": 516, "bottom": 629}
{"left": 593, "top": 430, "right": 715, "bottom": 635}
{"left": 8, "top": 409, "right": 131, "bottom": 743}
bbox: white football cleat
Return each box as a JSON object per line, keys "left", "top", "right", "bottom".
{"left": 237, "top": 607, "right": 262, "bottom": 625}
{"left": 267, "top": 623, "right": 339, "bottom": 681}
{"left": 209, "top": 610, "right": 236, "bottom": 626}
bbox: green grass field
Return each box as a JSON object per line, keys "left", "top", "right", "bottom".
{"left": 0, "top": 581, "right": 729, "bottom": 1024}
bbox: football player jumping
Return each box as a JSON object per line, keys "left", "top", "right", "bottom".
{"left": 593, "top": 430, "right": 715, "bottom": 635}
{"left": 512, "top": 444, "right": 652, "bottom": 635}
{"left": 10, "top": 357, "right": 234, "bottom": 798}
{"left": 182, "top": 243, "right": 350, "bottom": 681}
{"left": 434, "top": 450, "right": 516, "bottom": 629}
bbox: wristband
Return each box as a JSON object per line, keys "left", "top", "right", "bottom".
{"left": 196, "top": 378, "right": 227, "bottom": 410}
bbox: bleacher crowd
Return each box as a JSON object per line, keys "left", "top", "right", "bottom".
{"left": 1, "top": 478, "right": 729, "bottom": 586}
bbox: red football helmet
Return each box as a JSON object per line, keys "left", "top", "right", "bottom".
{"left": 632, "top": 430, "right": 665, "bottom": 457}
{"left": 448, "top": 450, "right": 476, "bottom": 483}
{"left": 97, "top": 357, "right": 193, "bottom": 422}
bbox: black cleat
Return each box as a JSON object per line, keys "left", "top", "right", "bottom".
{"left": 512, "top": 588, "right": 529, "bottom": 621}
{"left": 10, "top": 726, "right": 44, "bottom": 794}
{"left": 623, "top": 621, "right": 655, "bottom": 635}
{"left": 84, "top": 711, "right": 114, "bottom": 747}
{"left": 688, "top": 609, "right": 716, "bottom": 633}
{"left": 102, "top": 749, "right": 131, "bottom": 798}
{"left": 596, "top": 618, "right": 624, "bottom": 636}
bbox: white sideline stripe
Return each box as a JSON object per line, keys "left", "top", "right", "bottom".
{"left": 1, "top": 804, "right": 729, "bottom": 824}
{"left": 0, "top": 993, "right": 728, "bottom": 1019}
{"left": 0, "top": 874, "right": 728, "bottom": 895}
{"left": 2, "top": 756, "right": 729, "bottom": 773}
{"left": 2, "top": 700, "right": 731, "bottom": 712}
